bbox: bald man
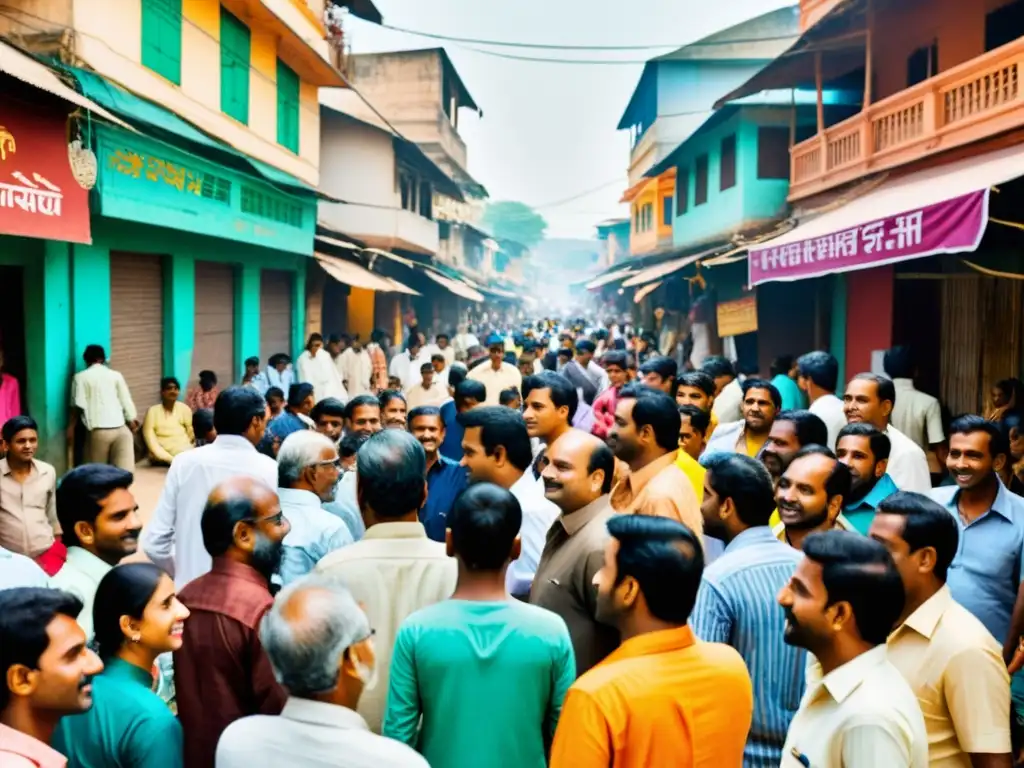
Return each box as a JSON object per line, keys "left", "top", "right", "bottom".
{"left": 531, "top": 430, "right": 621, "bottom": 675}
{"left": 175, "top": 477, "right": 291, "bottom": 768}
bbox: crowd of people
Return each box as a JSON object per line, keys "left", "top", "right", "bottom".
{"left": 3, "top": 315, "right": 1024, "bottom": 767}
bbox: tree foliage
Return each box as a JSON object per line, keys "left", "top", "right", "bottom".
{"left": 481, "top": 201, "right": 548, "bottom": 248}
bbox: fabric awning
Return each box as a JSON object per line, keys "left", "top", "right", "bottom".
{"left": 622, "top": 245, "right": 725, "bottom": 287}
{"left": 424, "top": 270, "right": 484, "bottom": 302}
{"left": 586, "top": 267, "right": 636, "bottom": 290}
{"left": 633, "top": 281, "right": 663, "bottom": 303}
{"left": 315, "top": 253, "right": 419, "bottom": 295}
{"left": 0, "top": 42, "right": 134, "bottom": 130}
{"left": 747, "top": 143, "right": 1024, "bottom": 286}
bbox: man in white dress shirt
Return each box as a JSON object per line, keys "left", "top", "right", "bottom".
{"left": 458, "top": 407, "right": 559, "bottom": 598}
{"left": 779, "top": 530, "right": 927, "bottom": 767}
{"left": 467, "top": 337, "right": 522, "bottom": 407}
{"left": 338, "top": 336, "right": 374, "bottom": 397}
{"left": 797, "top": 351, "right": 848, "bottom": 450}
{"left": 389, "top": 334, "right": 433, "bottom": 392}
{"left": 297, "top": 333, "right": 347, "bottom": 403}
{"left": 843, "top": 373, "right": 931, "bottom": 494}
{"left": 142, "top": 387, "right": 279, "bottom": 588}
{"left": 216, "top": 574, "right": 428, "bottom": 768}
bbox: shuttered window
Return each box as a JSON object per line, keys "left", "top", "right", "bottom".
{"left": 220, "top": 9, "right": 251, "bottom": 125}
{"left": 141, "top": 0, "right": 182, "bottom": 84}
{"left": 677, "top": 167, "right": 688, "bottom": 215}
{"left": 276, "top": 60, "right": 300, "bottom": 153}
{"left": 757, "top": 127, "right": 791, "bottom": 180}
{"left": 720, "top": 134, "right": 737, "bottom": 191}
{"left": 694, "top": 154, "right": 709, "bottom": 206}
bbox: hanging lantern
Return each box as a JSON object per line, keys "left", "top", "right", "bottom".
{"left": 67, "top": 111, "right": 97, "bottom": 190}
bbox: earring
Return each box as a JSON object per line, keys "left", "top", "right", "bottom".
{"left": 131, "top": 633, "right": 141, "bottom": 644}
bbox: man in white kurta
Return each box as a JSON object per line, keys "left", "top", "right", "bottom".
{"left": 337, "top": 340, "right": 373, "bottom": 397}
{"left": 297, "top": 334, "right": 347, "bottom": 403}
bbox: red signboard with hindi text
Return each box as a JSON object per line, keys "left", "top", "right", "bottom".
{"left": 0, "top": 102, "right": 91, "bottom": 243}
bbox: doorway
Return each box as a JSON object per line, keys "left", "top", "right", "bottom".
{"left": 0, "top": 265, "right": 27, "bottom": 415}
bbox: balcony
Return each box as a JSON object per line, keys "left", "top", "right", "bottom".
{"left": 800, "top": 0, "right": 843, "bottom": 32}
{"left": 789, "top": 38, "right": 1024, "bottom": 201}
{"left": 319, "top": 202, "right": 439, "bottom": 255}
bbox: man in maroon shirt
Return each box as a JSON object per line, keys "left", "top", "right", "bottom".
{"left": 174, "top": 476, "right": 291, "bottom": 768}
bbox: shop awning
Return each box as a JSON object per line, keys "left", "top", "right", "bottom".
{"left": 633, "top": 281, "right": 662, "bottom": 303}
{"left": 747, "top": 143, "right": 1024, "bottom": 286}
{"left": 315, "top": 253, "right": 419, "bottom": 295}
{"left": 424, "top": 270, "right": 484, "bottom": 302}
{"left": 586, "top": 267, "right": 636, "bottom": 290}
{"left": 622, "top": 245, "right": 726, "bottom": 287}
{"left": 0, "top": 42, "right": 134, "bottom": 130}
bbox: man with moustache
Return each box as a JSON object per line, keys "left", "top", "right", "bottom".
{"left": 762, "top": 411, "right": 828, "bottom": 529}
{"left": 174, "top": 477, "right": 291, "bottom": 768}
{"left": 49, "top": 464, "right": 142, "bottom": 640}
{"left": 774, "top": 446, "right": 855, "bottom": 550}
{"left": 835, "top": 423, "right": 898, "bottom": 535}
{"left": 0, "top": 588, "right": 105, "bottom": 767}
{"left": 410, "top": 405, "right": 467, "bottom": 543}
{"left": 704, "top": 379, "right": 781, "bottom": 459}
{"left": 532, "top": 430, "right": 619, "bottom": 676}
{"left": 778, "top": 531, "right": 927, "bottom": 767}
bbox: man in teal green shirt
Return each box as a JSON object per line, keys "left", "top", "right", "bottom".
{"left": 835, "top": 423, "right": 899, "bottom": 535}
{"left": 383, "top": 483, "right": 576, "bottom": 768}
{"left": 770, "top": 356, "right": 807, "bottom": 412}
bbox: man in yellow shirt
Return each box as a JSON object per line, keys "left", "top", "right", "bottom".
{"left": 676, "top": 405, "right": 708, "bottom": 502}
{"left": 675, "top": 371, "right": 719, "bottom": 438}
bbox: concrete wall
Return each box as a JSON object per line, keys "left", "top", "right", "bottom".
{"left": 319, "top": 112, "right": 397, "bottom": 206}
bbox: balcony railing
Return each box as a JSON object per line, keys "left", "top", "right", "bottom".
{"left": 789, "top": 38, "right": 1024, "bottom": 200}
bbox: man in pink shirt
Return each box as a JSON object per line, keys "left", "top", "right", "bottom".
{"left": 0, "top": 588, "right": 104, "bottom": 767}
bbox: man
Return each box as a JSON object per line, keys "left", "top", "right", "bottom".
{"left": 69, "top": 345, "right": 138, "bottom": 472}
{"left": 389, "top": 334, "right": 429, "bottom": 392}
{"left": 405, "top": 363, "right": 446, "bottom": 410}
{"left": 523, "top": 370, "right": 577, "bottom": 467}
{"left": 930, "top": 416, "right": 1024, "bottom": 656}
{"left": 869, "top": 492, "right": 1013, "bottom": 766}
{"left": 453, "top": 323, "right": 479, "bottom": 362}
{"left": 48, "top": 463, "right": 139, "bottom": 639}
{"left": 694, "top": 453, "right": 805, "bottom": 767}
{"left": 609, "top": 386, "right": 702, "bottom": 535}
{"left": 675, "top": 370, "right": 716, "bottom": 412}
{"left": 459, "top": 407, "right": 559, "bottom": 597}
{"left": 337, "top": 335, "right": 373, "bottom": 397}
{"left": 436, "top": 332, "right": 455, "bottom": 367}
{"left": 260, "top": 383, "right": 315, "bottom": 454}
{"left": 0, "top": 416, "right": 59, "bottom": 572}
{"left": 591, "top": 351, "right": 628, "bottom": 440}
{"left": 311, "top": 397, "right": 346, "bottom": 446}
{"left": 677, "top": 404, "right": 709, "bottom": 462}
{"left": 797, "top": 351, "right": 847, "bottom": 450}
{"left": 770, "top": 354, "right": 806, "bottom": 411}
{"left": 276, "top": 431, "right": 353, "bottom": 585}
{"left": 550, "top": 515, "right": 754, "bottom": 767}
{"left": 264, "top": 387, "right": 284, "bottom": 419}
{"left": 344, "top": 394, "right": 382, "bottom": 437}
{"left": 575, "top": 340, "right": 610, "bottom": 394}
{"left": 241, "top": 356, "right": 261, "bottom": 391}
{"left": 467, "top": 335, "right": 522, "bottom": 406}
{"left": 326, "top": 334, "right": 350, "bottom": 361}
{"left": 186, "top": 370, "right": 220, "bottom": 412}
{"left": 517, "top": 355, "right": 536, "bottom": 379}
{"left": 779, "top": 531, "right": 928, "bottom": 767}
{"left": 532, "top": 430, "right": 619, "bottom": 675}
{"left": 761, "top": 410, "right": 829, "bottom": 491}
{"left": 439, "top": 373, "right": 480, "bottom": 462}
{"left": 774, "top": 446, "right": 855, "bottom": 549}
{"left": 217, "top": 575, "right": 428, "bottom": 768}
{"left": 0, "top": 588, "right": 104, "bottom": 768}
{"left": 316, "top": 431, "right": 457, "bottom": 733}
{"left": 835, "top": 423, "right": 899, "bottom": 535}
{"left": 704, "top": 378, "right": 781, "bottom": 459}
{"left": 844, "top": 373, "right": 931, "bottom": 493}
{"left": 297, "top": 333, "right": 347, "bottom": 403}
{"left": 409, "top": 405, "right": 467, "bottom": 543}
{"left": 142, "top": 387, "right": 279, "bottom": 588}
{"left": 384, "top": 484, "right": 575, "bottom": 767}
{"left": 884, "top": 346, "right": 947, "bottom": 462}
{"left": 704, "top": 355, "right": 741, "bottom": 424}
{"left": 251, "top": 354, "right": 293, "bottom": 397}
{"left": 175, "top": 476, "right": 290, "bottom": 768}
{"left": 637, "top": 355, "right": 677, "bottom": 396}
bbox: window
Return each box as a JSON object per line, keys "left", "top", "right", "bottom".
{"left": 720, "top": 135, "right": 737, "bottom": 191}
{"left": 662, "top": 195, "right": 673, "bottom": 226}
{"left": 677, "top": 167, "right": 688, "bottom": 215}
{"left": 694, "top": 154, "right": 709, "bottom": 206}
{"left": 399, "top": 170, "right": 417, "bottom": 212}
{"left": 644, "top": 203, "right": 653, "bottom": 231}
{"left": 141, "top": 0, "right": 182, "bottom": 84}
{"left": 220, "top": 9, "right": 251, "bottom": 124}
{"left": 757, "top": 127, "right": 791, "bottom": 180}
{"left": 419, "top": 181, "right": 433, "bottom": 219}
{"left": 906, "top": 41, "right": 938, "bottom": 87}
{"left": 276, "top": 60, "right": 300, "bottom": 153}
{"left": 987, "top": 0, "right": 1024, "bottom": 52}
{"left": 633, "top": 206, "right": 640, "bottom": 232}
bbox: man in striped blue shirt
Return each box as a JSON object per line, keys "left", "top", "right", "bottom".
{"left": 692, "top": 453, "right": 805, "bottom": 768}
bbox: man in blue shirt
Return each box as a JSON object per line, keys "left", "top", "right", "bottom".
{"left": 835, "top": 423, "right": 899, "bottom": 535}
{"left": 439, "top": 374, "right": 484, "bottom": 463}
{"left": 259, "top": 383, "right": 314, "bottom": 457}
{"left": 693, "top": 452, "right": 804, "bottom": 768}
{"left": 410, "top": 405, "right": 467, "bottom": 542}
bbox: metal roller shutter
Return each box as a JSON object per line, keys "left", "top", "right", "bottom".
{"left": 110, "top": 253, "right": 164, "bottom": 415}
{"left": 193, "top": 262, "right": 236, "bottom": 388}
{"left": 260, "top": 270, "right": 293, "bottom": 363}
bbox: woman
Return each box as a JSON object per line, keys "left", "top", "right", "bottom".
{"left": 987, "top": 378, "right": 1024, "bottom": 422}
{"left": 53, "top": 563, "right": 189, "bottom": 768}
{"left": 142, "top": 377, "right": 194, "bottom": 464}
{"left": 185, "top": 370, "right": 219, "bottom": 412}
{"left": 999, "top": 410, "right": 1024, "bottom": 497}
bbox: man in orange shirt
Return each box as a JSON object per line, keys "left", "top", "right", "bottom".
{"left": 550, "top": 515, "right": 753, "bottom": 768}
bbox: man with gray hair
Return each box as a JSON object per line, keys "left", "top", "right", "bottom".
{"left": 278, "top": 431, "right": 354, "bottom": 585}
{"left": 215, "top": 575, "right": 428, "bottom": 767}
{"left": 317, "top": 430, "right": 457, "bottom": 733}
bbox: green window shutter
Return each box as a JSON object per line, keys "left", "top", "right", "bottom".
{"left": 141, "top": 0, "right": 182, "bottom": 85}
{"left": 220, "top": 8, "right": 251, "bottom": 124}
{"left": 276, "top": 59, "right": 300, "bottom": 153}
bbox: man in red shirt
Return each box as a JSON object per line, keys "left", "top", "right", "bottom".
{"left": 174, "top": 476, "right": 291, "bottom": 768}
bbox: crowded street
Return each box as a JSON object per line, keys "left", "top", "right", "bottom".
{"left": 5, "top": 0, "right": 1024, "bottom": 767}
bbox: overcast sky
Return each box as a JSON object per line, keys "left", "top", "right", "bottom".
{"left": 348, "top": 0, "right": 792, "bottom": 239}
